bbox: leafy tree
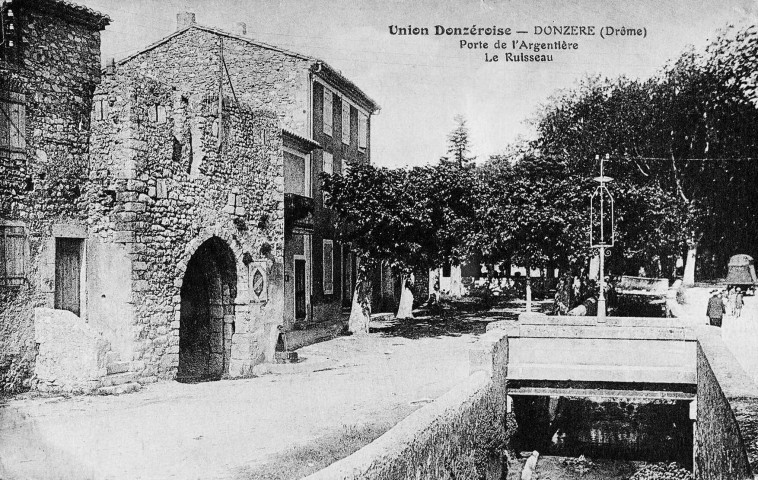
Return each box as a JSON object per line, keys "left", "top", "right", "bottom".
{"left": 530, "top": 27, "right": 758, "bottom": 282}
{"left": 322, "top": 161, "right": 477, "bottom": 328}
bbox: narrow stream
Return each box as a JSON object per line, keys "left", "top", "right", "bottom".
{"left": 511, "top": 396, "right": 693, "bottom": 478}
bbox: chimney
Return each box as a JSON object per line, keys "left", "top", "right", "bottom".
{"left": 105, "top": 57, "right": 116, "bottom": 76}
{"left": 235, "top": 22, "right": 247, "bottom": 35}
{"left": 176, "top": 12, "right": 196, "bottom": 30}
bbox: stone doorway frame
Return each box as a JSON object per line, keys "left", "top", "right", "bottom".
{"left": 173, "top": 227, "right": 250, "bottom": 379}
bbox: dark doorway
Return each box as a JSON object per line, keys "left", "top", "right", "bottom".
{"left": 294, "top": 258, "right": 306, "bottom": 320}
{"left": 342, "top": 246, "right": 354, "bottom": 309}
{"left": 55, "top": 238, "right": 83, "bottom": 316}
{"left": 178, "top": 237, "right": 237, "bottom": 382}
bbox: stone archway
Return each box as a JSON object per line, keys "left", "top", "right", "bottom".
{"left": 178, "top": 236, "right": 237, "bottom": 382}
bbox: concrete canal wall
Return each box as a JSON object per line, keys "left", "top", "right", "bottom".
{"left": 695, "top": 325, "right": 758, "bottom": 480}
{"left": 303, "top": 329, "right": 511, "bottom": 480}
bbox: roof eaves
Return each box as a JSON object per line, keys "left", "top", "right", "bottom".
{"left": 117, "top": 26, "right": 192, "bottom": 65}
{"left": 193, "top": 24, "right": 315, "bottom": 62}
{"left": 13, "top": 0, "right": 111, "bottom": 28}
{"left": 283, "top": 128, "right": 321, "bottom": 152}
{"left": 315, "top": 61, "right": 380, "bottom": 113}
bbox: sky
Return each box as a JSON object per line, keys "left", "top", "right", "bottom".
{"left": 79, "top": 0, "right": 758, "bottom": 168}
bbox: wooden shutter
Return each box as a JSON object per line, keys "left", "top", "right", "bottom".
{"left": 341, "top": 101, "right": 350, "bottom": 145}
{"left": 358, "top": 113, "right": 367, "bottom": 150}
{"left": 323, "top": 240, "right": 333, "bottom": 294}
{"left": 0, "top": 98, "right": 25, "bottom": 150}
{"left": 9, "top": 101, "right": 24, "bottom": 148}
{"left": 0, "top": 225, "right": 25, "bottom": 286}
{"left": 323, "top": 88, "right": 333, "bottom": 136}
{"left": 0, "top": 101, "right": 9, "bottom": 148}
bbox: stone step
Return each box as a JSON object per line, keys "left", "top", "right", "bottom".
{"left": 106, "top": 361, "right": 130, "bottom": 375}
{"left": 97, "top": 382, "right": 141, "bottom": 396}
{"left": 99, "top": 372, "right": 137, "bottom": 387}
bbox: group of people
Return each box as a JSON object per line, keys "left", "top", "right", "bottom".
{"left": 707, "top": 286, "right": 746, "bottom": 327}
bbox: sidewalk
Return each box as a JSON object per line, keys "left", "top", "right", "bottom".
{"left": 0, "top": 313, "right": 496, "bottom": 480}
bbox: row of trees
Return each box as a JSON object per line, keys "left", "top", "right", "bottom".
{"left": 323, "top": 24, "right": 758, "bottom": 332}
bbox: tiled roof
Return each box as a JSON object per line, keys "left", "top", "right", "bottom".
{"left": 12, "top": 0, "right": 111, "bottom": 28}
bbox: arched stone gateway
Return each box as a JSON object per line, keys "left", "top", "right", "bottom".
{"left": 178, "top": 237, "right": 237, "bottom": 382}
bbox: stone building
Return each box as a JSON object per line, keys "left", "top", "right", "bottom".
{"left": 0, "top": 3, "right": 383, "bottom": 393}
{"left": 0, "top": 0, "right": 110, "bottom": 392}
{"left": 113, "top": 13, "right": 383, "bottom": 348}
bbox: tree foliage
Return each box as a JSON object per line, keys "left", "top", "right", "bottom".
{"left": 442, "top": 115, "right": 476, "bottom": 168}
{"left": 529, "top": 25, "right": 758, "bottom": 276}
{"left": 322, "top": 161, "right": 477, "bottom": 277}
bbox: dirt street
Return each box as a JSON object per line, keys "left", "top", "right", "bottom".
{"left": 0, "top": 316, "right": 493, "bottom": 480}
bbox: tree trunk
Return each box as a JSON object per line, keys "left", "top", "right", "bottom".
{"left": 348, "top": 272, "right": 372, "bottom": 335}
{"left": 683, "top": 240, "right": 698, "bottom": 287}
{"left": 428, "top": 268, "right": 440, "bottom": 302}
{"left": 449, "top": 264, "right": 463, "bottom": 298}
{"left": 396, "top": 274, "right": 414, "bottom": 319}
{"left": 525, "top": 262, "right": 533, "bottom": 313}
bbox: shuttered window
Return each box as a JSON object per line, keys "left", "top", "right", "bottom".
{"left": 358, "top": 112, "right": 368, "bottom": 150}
{"left": 322, "top": 151, "right": 333, "bottom": 204}
{"left": 0, "top": 224, "right": 25, "bottom": 286}
{"left": 341, "top": 101, "right": 350, "bottom": 145}
{"left": 0, "top": 94, "right": 25, "bottom": 150}
{"left": 323, "top": 239, "right": 334, "bottom": 295}
{"left": 323, "top": 88, "right": 333, "bottom": 136}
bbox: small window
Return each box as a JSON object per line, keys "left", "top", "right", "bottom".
{"left": 94, "top": 99, "right": 106, "bottom": 121}
{"left": 341, "top": 101, "right": 350, "bottom": 145}
{"left": 323, "top": 87, "right": 333, "bottom": 136}
{"left": 148, "top": 104, "right": 158, "bottom": 122}
{"left": 358, "top": 112, "right": 368, "bottom": 150}
{"left": 157, "top": 105, "right": 167, "bottom": 124}
{"left": 341, "top": 158, "right": 349, "bottom": 175}
{"left": 0, "top": 224, "right": 25, "bottom": 286}
{"left": 323, "top": 239, "right": 334, "bottom": 295}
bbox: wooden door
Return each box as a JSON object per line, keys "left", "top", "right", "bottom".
{"left": 294, "top": 259, "right": 306, "bottom": 320}
{"left": 55, "top": 238, "right": 82, "bottom": 316}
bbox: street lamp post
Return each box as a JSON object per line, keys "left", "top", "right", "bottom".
{"left": 590, "top": 154, "right": 615, "bottom": 322}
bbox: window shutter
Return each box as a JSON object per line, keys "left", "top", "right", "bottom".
{"left": 323, "top": 88, "right": 333, "bottom": 136}
{"left": 0, "top": 101, "right": 9, "bottom": 148}
{"left": 322, "top": 151, "right": 333, "bottom": 175}
{"left": 322, "top": 151, "right": 333, "bottom": 204}
{"left": 1, "top": 225, "right": 25, "bottom": 286}
{"left": 341, "top": 101, "right": 350, "bottom": 145}
{"left": 323, "top": 239, "right": 334, "bottom": 294}
{"left": 9, "top": 101, "right": 24, "bottom": 149}
{"left": 358, "top": 113, "right": 367, "bottom": 150}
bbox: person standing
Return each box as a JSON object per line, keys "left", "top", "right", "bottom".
{"left": 707, "top": 290, "right": 725, "bottom": 327}
{"left": 727, "top": 286, "right": 737, "bottom": 316}
{"left": 735, "top": 288, "right": 745, "bottom": 318}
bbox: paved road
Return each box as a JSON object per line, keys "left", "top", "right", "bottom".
{"left": 0, "top": 328, "right": 484, "bottom": 480}
{"left": 682, "top": 287, "right": 758, "bottom": 384}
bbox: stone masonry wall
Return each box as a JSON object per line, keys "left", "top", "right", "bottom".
{"left": 0, "top": 6, "right": 104, "bottom": 392}
{"left": 118, "top": 26, "right": 311, "bottom": 137}
{"left": 88, "top": 71, "right": 285, "bottom": 382}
